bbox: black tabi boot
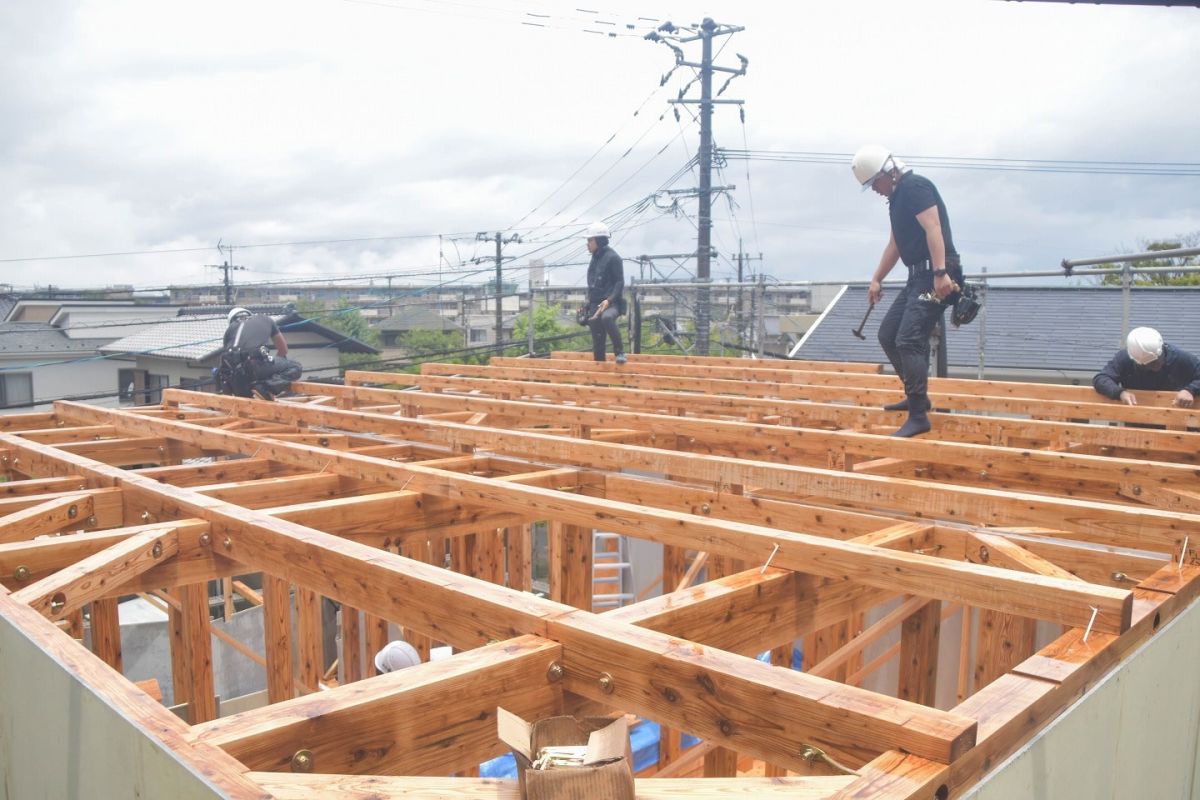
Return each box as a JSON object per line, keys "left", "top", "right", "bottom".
{"left": 882, "top": 398, "right": 910, "bottom": 411}
{"left": 891, "top": 395, "right": 932, "bottom": 438}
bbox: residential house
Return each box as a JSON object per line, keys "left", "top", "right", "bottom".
{"left": 99, "top": 306, "right": 378, "bottom": 403}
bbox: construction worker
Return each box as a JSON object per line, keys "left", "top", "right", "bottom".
{"left": 1093, "top": 326, "right": 1200, "bottom": 408}
{"left": 218, "top": 307, "right": 303, "bottom": 399}
{"left": 852, "top": 144, "right": 963, "bottom": 437}
{"left": 584, "top": 222, "right": 628, "bottom": 365}
{"left": 374, "top": 640, "right": 422, "bottom": 674}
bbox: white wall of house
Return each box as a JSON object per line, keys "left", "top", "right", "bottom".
{"left": 0, "top": 355, "right": 124, "bottom": 414}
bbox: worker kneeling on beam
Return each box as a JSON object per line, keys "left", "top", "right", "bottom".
{"left": 1093, "top": 326, "right": 1200, "bottom": 408}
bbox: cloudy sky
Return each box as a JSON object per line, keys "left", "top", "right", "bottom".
{"left": 2, "top": 0, "right": 1198, "bottom": 297}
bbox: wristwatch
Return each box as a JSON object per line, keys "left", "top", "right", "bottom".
{"left": 932, "top": 268, "right": 948, "bottom": 277}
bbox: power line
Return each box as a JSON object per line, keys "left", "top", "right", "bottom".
{"left": 720, "top": 149, "right": 1200, "bottom": 176}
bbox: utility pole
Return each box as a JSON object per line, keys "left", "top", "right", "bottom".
{"left": 734, "top": 243, "right": 763, "bottom": 351}
{"left": 205, "top": 244, "right": 245, "bottom": 305}
{"left": 647, "top": 18, "right": 747, "bottom": 355}
{"left": 476, "top": 232, "right": 522, "bottom": 348}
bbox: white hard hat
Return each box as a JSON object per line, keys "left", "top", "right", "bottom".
{"left": 1126, "top": 326, "right": 1164, "bottom": 365}
{"left": 374, "top": 640, "right": 421, "bottom": 673}
{"left": 227, "top": 307, "right": 251, "bottom": 323}
{"left": 851, "top": 144, "right": 907, "bottom": 191}
{"left": 585, "top": 221, "right": 610, "bottom": 239}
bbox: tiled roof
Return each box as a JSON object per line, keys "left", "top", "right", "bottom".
{"left": 0, "top": 322, "right": 110, "bottom": 355}
{"left": 793, "top": 285, "right": 1200, "bottom": 372}
{"left": 98, "top": 314, "right": 230, "bottom": 360}
{"left": 376, "top": 306, "right": 462, "bottom": 332}
{"left": 101, "top": 312, "right": 379, "bottom": 361}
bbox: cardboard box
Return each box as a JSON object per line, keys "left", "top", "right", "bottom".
{"left": 497, "top": 707, "right": 635, "bottom": 800}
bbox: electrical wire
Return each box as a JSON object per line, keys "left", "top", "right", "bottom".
{"left": 720, "top": 149, "right": 1200, "bottom": 177}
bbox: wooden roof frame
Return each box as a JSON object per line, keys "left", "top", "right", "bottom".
{"left": 0, "top": 351, "right": 1198, "bottom": 798}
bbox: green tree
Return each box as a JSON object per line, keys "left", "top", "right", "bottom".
{"left": 509, "top": 302, "right": 591, "bottom": 356}
{"left": 396, "top": 328, "right": 460, "bottom": 357}
{"left": 297, "top": 299, "right": 382, "bottom": 370}
{"left": 1095, "top": 233, "right": 1200, "bottom": 287}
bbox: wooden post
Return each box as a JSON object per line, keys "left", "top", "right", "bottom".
{"left": 509, "top": 524, "right": 533, "bottom": 591}
{"left": 898, "top": 599, "right": 941, "bottom": 706}
{"left": 179, "top": 582, "right": 216, "bottom": 723}
{"left": 658, "top": 543, "right": 687, "bottom": 773}
{"left": 365, "top": 613, "right": 390, "bottom": 677}
{"left": 340, "top": 604, "right": 363, "bottom": 684}
{"left": 295, "top": 586, "right": 322, "bottom": 694}
{"left": 549, "top": 522, "right": 592, "bottom": 611}
{"left": 974, "top": 610, "right": 1037, "bottom": 690}
{"left": 89, "top": 598, "right": 123, "bottom": 673}
{"left": 167, "top": 590, "right": 189, "bottom": 709}
{"left": 263, "top": 575, "right": 295, "bottom": 703}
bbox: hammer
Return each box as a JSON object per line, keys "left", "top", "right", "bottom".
{"left": 852, "top": 303, "right": 875, "bottom": 340}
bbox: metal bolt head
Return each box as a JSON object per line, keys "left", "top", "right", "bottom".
{"left": 67, "top": 505, "right": 78, "bottom": 519}
{"left": 291, "top": 749, "right": 314, "bottom": 773}
{"left": 318, "top": 437, "right": 330, "bottom": 447}
{"left": 49, "top": 593, "right": 67, "bottom": 615}
{"left": 152, "top": 541, "right": 163, "bottom": 559}
{"left": 598, "top": 672, "right": 615, "bottom": 694}
{"left": 718, "top": 719, "right": 734, "bottom": 736}
{"left": 978, "top": 545, "right": 990, "bottom": 563}
{"left": 1132, "top": 485, "right": 1142, "bottom": 496}
{"left": 978, "top": 470, "right": 989, "bottom": 480}
{"left": 1112, "top": 571, "right": 1129, "bottom": 583}
{"left": 198, "top": 532, "right": 212, "bottom": 548}
{"left": 546, "top": 662, "right": 564, "bottom": 683}
{"left": 13, "top": 565, "right": 31, "bottom": 583}
{"left": 700, "top": 503, "right": 711, "bottom": 515}
{"left": 86, "top": 516, "right": 97, "bottom": 527}
{"left": 140, "top": 511, "right": 152, "bottom": 522}
{"left": 222, "top": 537, "right": 233, "bottom": 551}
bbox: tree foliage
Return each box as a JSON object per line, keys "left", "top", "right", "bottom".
{"left": 296, "top": 299, "right": 382, "bottom": 369}
{"left": 1095, "top": 233, "right": 1200, "bottom": 287}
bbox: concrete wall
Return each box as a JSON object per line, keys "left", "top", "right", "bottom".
{"left": 0, "top": 608, "right": 222, "bottom": 800}
{"left": 966, "top": 597, "right": 1200, "bottom": 799}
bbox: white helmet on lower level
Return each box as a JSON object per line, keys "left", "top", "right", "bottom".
{"left": 1126, "top": 326, "right": 1164, "bottom": 365}
{"left": 227, "top": 307, "right": 251, "bottom": 323}
{"left": 585, "top": 221, "right": 610, "bottom": 239}
{"left": 851, "top": 144, "right": 907, "bottom": 191}
{"left": 374, "top": 640, "right": 421, "bottom": 673}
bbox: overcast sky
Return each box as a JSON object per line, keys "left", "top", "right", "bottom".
{"left": 2, "top": 0, "right": 1198, "bottom": 296}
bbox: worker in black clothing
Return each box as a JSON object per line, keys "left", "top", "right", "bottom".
{"left": 852, "top": 144, "right": 964, "bottom": 437}
{"left": 584, "top": 221, "right": 627, "bottom": 365}
{"left": 1093, "top": 326, "right": 1200, "bottom": 408}
{"left": 219, "top": 307, "right": 303, "bottom": 398}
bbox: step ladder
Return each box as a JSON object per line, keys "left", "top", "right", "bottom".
{"left": 592, "top": 531, "right": 634, "bottom": 611}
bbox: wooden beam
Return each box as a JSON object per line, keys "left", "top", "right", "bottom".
{"left": 194, "top": 636, "right": 562, "bottom": 776}
{"left": 250, "top": 773, "right": 856, "bottom": 798}
{"left": 43, "top": 407, "right": 1139, "bottom": 634}
{"left": 0, "top": 492, "right": 97, "bottom": 544}
{"left": 898, "top": 600, "right": 941, "bottom": 707}
{"left": 549, "top": 614, "right": 977, "bottom": 769}
{"left": 12, "top": 527, "right": 179, "bottom": 619}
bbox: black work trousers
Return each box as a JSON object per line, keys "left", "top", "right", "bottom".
{"left": 877, "top": 278, "right": 949, "bottom": 400}
{"left": 588, "top": 306, "right": 624, "bottom": 362}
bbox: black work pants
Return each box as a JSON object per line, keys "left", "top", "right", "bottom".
{"left": 588, "top": 306, "right": 624, "bottom": 362}
{"left": 251, "top": 355, "right": 303, "bottom": 393}
{"left": 877, "top": 278, "right": 949, "bottom": 400}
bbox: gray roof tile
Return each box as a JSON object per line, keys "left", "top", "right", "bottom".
{"left": 794, "top": 285, "right": 1200, "bottom": 372}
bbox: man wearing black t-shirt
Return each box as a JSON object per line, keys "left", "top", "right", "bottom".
{"left": 220, "top": 308, "right": 303, "bottom": 398}
{"left": 851, "top": 145, "right": 963, "bottom": 437}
